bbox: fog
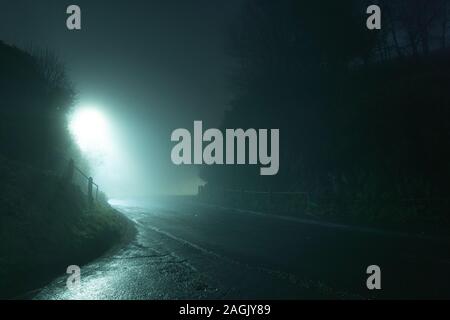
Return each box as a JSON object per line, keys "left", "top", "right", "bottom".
{"left": 0, "top": 0, "right": 242, "bottom": 196}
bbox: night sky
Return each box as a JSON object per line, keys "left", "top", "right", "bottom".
{"left": 0, "top": 0, "right": 243, "bottom": 196}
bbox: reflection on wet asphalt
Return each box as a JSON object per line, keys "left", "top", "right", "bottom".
{"left": 34, "top": 198, "right": 450, "bottom": 299}
{"left": 34, "top": 201, "right": 308, "bottom": 300}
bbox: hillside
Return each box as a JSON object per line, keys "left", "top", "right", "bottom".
{"left": 0, "top": 156, "right": 135, "bottom": 299}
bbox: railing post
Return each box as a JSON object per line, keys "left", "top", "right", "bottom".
{"left": 88, "top": 177, "right": 94, "bottom": 206}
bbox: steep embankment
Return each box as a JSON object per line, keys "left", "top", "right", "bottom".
{"left": 0, "top": 156, "right": 135, "bottom": 299}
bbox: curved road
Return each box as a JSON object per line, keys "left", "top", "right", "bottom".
{"left": 34, "top": 197, "right": 450, "bottom": 299}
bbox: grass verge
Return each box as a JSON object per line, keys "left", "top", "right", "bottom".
{"left": 0, "top": 156, "right": 135, "bottom": 299}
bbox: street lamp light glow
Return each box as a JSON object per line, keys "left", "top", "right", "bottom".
{"left": 69, "top": 106, "right": 111, "bottom": 155}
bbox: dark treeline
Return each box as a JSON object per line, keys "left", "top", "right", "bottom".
{"left": 0, "top": 41, "right": 77, "bottom": 171}
{"left": 200, "top": 0, "right": 450, "bottom": 225}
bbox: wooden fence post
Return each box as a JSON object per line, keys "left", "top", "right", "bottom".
{"left": 88, "top": 177, "right": 94, "bottom": 206}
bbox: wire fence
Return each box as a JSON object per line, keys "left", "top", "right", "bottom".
{"left": 198, "top": 185, "right": 450, "bottom": 225}
{"left": 198, "top": 186, "right": 310, "bottom": 215}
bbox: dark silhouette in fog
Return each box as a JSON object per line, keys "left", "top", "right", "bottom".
{"left": 200, "top": 0, "right": 450, "bottom": 230}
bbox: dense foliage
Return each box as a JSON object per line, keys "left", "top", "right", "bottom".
{"left": 200, "top": 0, "right": 450, "bottom": 226}
{"left": 0, "top": 41, "right": 76, "bottom": 171}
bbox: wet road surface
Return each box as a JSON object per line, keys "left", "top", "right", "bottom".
{"left": 34, "top": 198, "right": 450, "bottom": 299}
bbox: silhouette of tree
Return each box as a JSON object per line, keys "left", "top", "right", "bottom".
{"left": 200, "top": 0, "right": 450, "bottom": 224}
{"left": 0, "top": 41, "right": 76, "bottom": 170}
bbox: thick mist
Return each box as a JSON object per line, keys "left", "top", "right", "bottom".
{"left": 0, "top": 0, "right": 241, "bottom": 197}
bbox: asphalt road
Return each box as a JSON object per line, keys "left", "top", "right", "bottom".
{"left": 34, "top": 197, "right": 450, "bottom": 299}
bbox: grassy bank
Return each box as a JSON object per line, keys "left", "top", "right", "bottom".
{"left": 0, "top": 156, "right": 135, "bottom": 299}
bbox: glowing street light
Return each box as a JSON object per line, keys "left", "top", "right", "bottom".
{"left": 69, "top": 106, "right": 112, "bottom": 156}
